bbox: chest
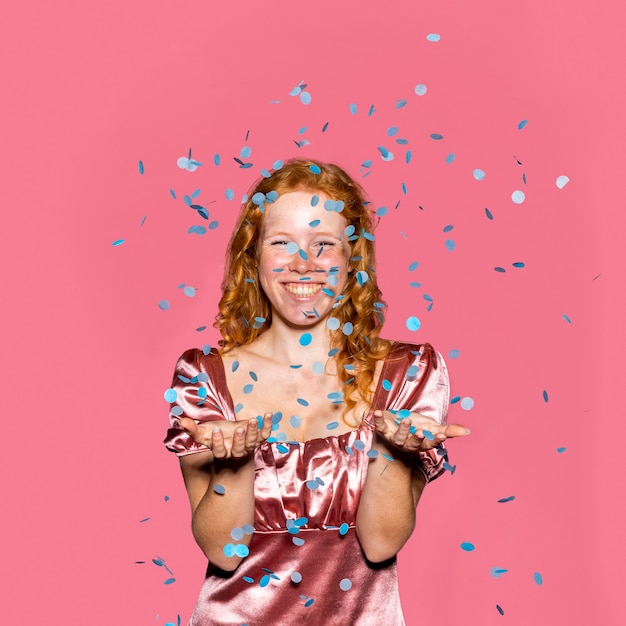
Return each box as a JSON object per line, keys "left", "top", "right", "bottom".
{"left": 222, "top": 356, "right": 377, "bottom": 441}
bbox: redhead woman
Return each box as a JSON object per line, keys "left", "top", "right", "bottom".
{"left": 164, "top": 159, "right": 469, "bottom": 625}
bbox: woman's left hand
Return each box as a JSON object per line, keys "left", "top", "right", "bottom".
{"left": 372, "top": 409, "right": 470, "bottom": 454}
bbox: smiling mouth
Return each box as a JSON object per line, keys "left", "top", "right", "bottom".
{"left": 283, "top": 283, "right": 323, "bottom": 296}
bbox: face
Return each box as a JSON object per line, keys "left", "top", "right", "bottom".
{"left": 257, "top": 190, "right": 351, "bottom": 329}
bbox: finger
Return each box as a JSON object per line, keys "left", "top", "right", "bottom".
{"left": 259, "top": 412, "right": 273, "bottom": 441}
{"left": 230, "top": 426, "right": 247, "bottom": 458}
{"left": 373, "top": 410, "right": 387, "bottom": 434}
{"left": 392, "top": 418, "right": 411, "bottom": 447}
{"left": 443, "top": 423, "right": 471, "bottom": 438}
{"left": 244, "top": 418, "right": 259, "bottom": 450}
{"left": 179, "top": 417, "right": 199, "bottom": 437}
{"left": 211, "top": 426, "right": 228, "bottom": 458}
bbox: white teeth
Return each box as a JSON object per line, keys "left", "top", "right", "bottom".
{"left": 283, "top": 283, "right": 322, "bottom": 296}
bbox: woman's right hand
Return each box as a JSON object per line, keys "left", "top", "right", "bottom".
{"left": 179, "top": 413, "right": 273, "bottom": 460}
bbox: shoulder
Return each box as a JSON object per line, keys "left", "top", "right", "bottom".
{"left": 174, "top": 347, "right": 222, "bottom": 375}
{"left": 384, "top": 341, "right": 442, "bottom": 369}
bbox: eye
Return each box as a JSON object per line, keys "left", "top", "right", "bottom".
{"left": 271, "top": 240, "right": 289, "bottom": 246}
{"left": 316, "top": 240, "right": 336, "bottom": 247}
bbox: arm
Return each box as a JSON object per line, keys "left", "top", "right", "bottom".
{"left": 178, "top": 416, "right": 272, "bottom": 572}
{"left": 356, "top": 425, "right": 427, "bottom": 563}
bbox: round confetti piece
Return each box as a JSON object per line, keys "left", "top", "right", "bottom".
{"left": 349, "top": 103, "right": 357, "bottom": 115}
{"left": 339, "top": 578, "right": 353, "bottom": 591}
{"left": 234, "top": 544, "right": 249, "bottom": 558}
{"left": 300, "top": 91, "right": 312, "bottom": 105}
{"left": 406, "top": 316, "right": 421, "bottom": 331}
{"left": 408, "top": 261, "right": 419, "bottom": 271}
{"left": 214, "top": 484, "right": 226, "bottom": 495}
{"left": 309, "top": 164, "right": 321, "bottom": 174}
{"left": 414, "top": 83, "right": 427, "bottom": 96}
{"left": 312, "top": 361, "right": 324, "bottom": 375}
{"left": 461, "top": 396, "right": 475, "bottom": 410}
{"left": 291, "top": 572, "right": 302, "bottom": 583}
{"left": 183, "top": 286, "right": 196, "bottom": 297}
{"left": 171, "top": 406, "right": 183, "bottom": 416}
{"left": 260, "top": 574, "right": 270, "bottom": 587}
{"left": 242, "top": 523, "right": 255, "bottom": 535}
{"left": 460, "top": 542, "right": 475, "bottom": 552}
{"left": 511, "top": 190, "right": 526, "bottom": 204}
{"left": 223, "top": 543, "right": 235, "bottom": 557}
{"left": 299, "top": 333, "right": 312, "bottom": 346}
{"left": 382, "top": 379, "right": 392, "bottom": 391}
{"left": 353, "top": 439, "right": 365, "bottom": 451}
{"left": 240, "top": 146, "right": 251, "bottom": 159}
{"left": 292, "top": 537, "right": 305, "bottom": 546}
{"left": 445, "top": 153, "right": 455, "bottom": 164}
{"left": 309, "top": 219, "right": 321, "bottom": 227}
{"left": 306, "top": 480, "right": 319, "bottom": 490}
{"left": 285, "top": 241, "right": 298, "bottom": 254}
{"left": 231, "top": 527, "right": 244, "bottom": 541}
{"left": 164, "top": 577, "right": 176, "bottom": 585}
{"left": 448, "top": 349, "right": 460, "bottom": 359}
{"left": 445, "top": 239, "right": 456, "bottom": 251}
{"left": 243, "top": 384, "right": 254, "bottom": 394}
{"left": 512, "top": 262, "right": 525, "bottom": 268}
{"left": 158, "top": 300, "right": 170, "bottom": 311}
{"left": 339, "top": 523, "right": 349, "bottom": 536}
{"left": 473, "top": 169, "right": 486, "bottom": 181}
{"left": 356, "top": 270, "right": 369, "bottom": 285}
{"left": 430, "top": 133, "right": 444, "bottom": 140}
{"left": 556, "top": 175, "right": 570, "bottom": 189}
{"left": 327, "top": 421, "right": 339, "bottom": 430}
{"left": 533, "top": 572, "right": 543, "bottom": 586}
{"left": 557, "top": 447, "right": 567, "bottom": 453}
{"left": 342, "top": 322, "right": 354, "bottom": 335}
{"left": 225, "top": 188, "right": 235, "bottom": 200}
{"left": 304, "top": 598, "right": 315, "bottom": 607}
{"left": 112, "top": 239, "right": 125, "bottom": 246}
{"left": 426, "top": 33, "right": 441, "bottom": 41}
{"left": 326, "top": 317, "right": 340, "bottom": 331}
{"left": 164, "top": 388, "right": 177, "bottom": 403}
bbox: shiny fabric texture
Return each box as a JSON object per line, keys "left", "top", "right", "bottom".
{"left": 164, "top": 342, "right": 450, "bottom": 625}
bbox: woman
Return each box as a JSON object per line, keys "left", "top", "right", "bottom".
{"left": 164, "top": 158, "right": 469, "bottom": 625}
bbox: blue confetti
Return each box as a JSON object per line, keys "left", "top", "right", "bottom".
{"left": 426, "top": 33, "right": 441, "bottom": 42}
{"left": 138, "top": 160, "right": 144, "bottom": 174}
{"left": 408, "top": 261, "right": 419, "bottom": 271}
{"left": 445, "top": 153, "right": 455, "bottom": 164}
{"left": 291, "top": 572, "right": 303, "bottom": 583}
{"left": 445, "top": 239, "right": 456, "bottom": 251}
{"left": 342, "top": 322, "right": 354, "bottom": 335}
{"left": 158, "top": 300, "right": 170, "bottom": 311}
{"left": 243, "top": 384, "right": 254, "bottom": 394}
{"left": 164, "top": 388, "right": 177, "bottom": 403}
{"left": 164, "top": 577, "right": 176, "bottom": 585}
{"left": 556, "top": 175, "right": 570, "bottom": 189}
{"left": 339, "top": 578, "right": 352, "bottom": 591}
{"left": 339, "top": 523, "right": 349, "bottom": 536}
{"left": 349, "top": 103, "right": 357, "bottom": 115}
{"left": 112, "top": 239, "right": 125, "bottom": 247}
{"left": 225, "top": 188, "right": 235, "bottom": 200}
{"left": 511, "top": 190, "right": 526, "bottom": 204}
{"left": 512, "top": 262, "right": 525, "bottom": 268}
{"left": 533, "top": 572, "right": 543, "bottom": 586}
{"left": 415, "top": 83, "right": 427, "bottom": 96}
{"left": 243, "top": 576, "right": 255, "bottom": 584}
{"left": 485, "top": 208, "right": 494, "bottom": 220}
{"left": 497, "top": 496, "right": 515, "bottom": 503}
{"left": 494, "top": 267, "right": 506, "bottom": 273}
{"left": 422, "top": 430, "right": 434, "bottom": 441}
{"left": 406, "top": 316, "right": 421, "bottom": 331}
{"left": 460, "top": 542, "right": 475, "bottom": 552}
{"left": 430, "top": 133, "right": 444, "bottom": 140}
{"left": 448, "top": 349, "right": 460, "bottom": 359}
{"left": 326, "top": 421, "right": 339, "bottom": 430}
{"left": 299, "top": 333, "right": 312, "bottom": 346}
{"left": 562, "top": 314, "right": 572, "bottom": 324}
{"left": 382, "top": 379, "right": 392, "bottom": 391}
{"left": 234, "top": 544, "right": 249, "bottom": 558}
{"left": 300, "top": 91, "right": 312, "bottom": 105}
{"left": 461, "top": 397, "right": 474, "bottom": 410}
{"left": 557, "top": 447, "right": 567, "bottom": 453}
{"left": 490, "top": 567, "right": 508, "bottom": 578}
{"left": 309, "top": 219, "right": 321, "bottom": 227}
{"left": 543, "top": 390, "right": 549, "bottom": 402}
{"left": 496, "top": 605, "right": 504, "bottom": 616}
{"left": 518, "top": 120, "right": 528, "bottom": 130}
{"left": 309, "top": 164, "right": 321, "bottom": 174}
{"left": 473, "top": 169, "right": 486, "bottom": 181}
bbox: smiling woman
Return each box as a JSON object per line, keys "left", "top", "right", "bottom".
{"left": 163, "top": 159, "right": 469, "bottom": 626}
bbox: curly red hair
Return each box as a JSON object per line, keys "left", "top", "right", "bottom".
{"left": 215, "top": 158, "right": 391, "bottom": 425}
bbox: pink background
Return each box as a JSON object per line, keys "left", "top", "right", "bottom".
{"left": 2, "top": 0, "right": 624, "bottom": 624}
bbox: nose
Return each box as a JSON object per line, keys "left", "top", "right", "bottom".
{"left": 288, "top": 248, "right": 318, "bottom": 274}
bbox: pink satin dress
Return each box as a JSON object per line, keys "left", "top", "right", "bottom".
{"left": 164, "top": 342, "right": 450, "bottom": 626}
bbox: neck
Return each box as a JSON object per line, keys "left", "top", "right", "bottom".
{"left": 255, "top": 317, "right": 334, "bottom": 366}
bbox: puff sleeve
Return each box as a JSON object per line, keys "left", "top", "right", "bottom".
{"left": 163, "top": 348, "right": 235, "bottom": 456}
{"left": 375, "top": 342, "right": 450, "bottom": 482}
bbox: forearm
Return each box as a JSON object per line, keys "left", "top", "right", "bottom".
{"left": 191, "top": 457, "right": 256, "bottom": 571}
{"left": 356, "top": 434, "right": 426, "bottom": 563}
